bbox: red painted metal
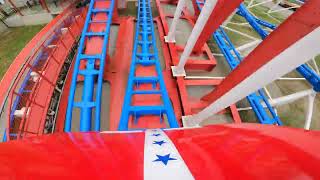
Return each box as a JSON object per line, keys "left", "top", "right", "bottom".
{"left": 155, "top": 0, "right": 240, "bottom": 124}
{"left": 107, "top": 17, "right": 135, "bottom": 130}
{"left": 39, "top": 0, "right": 51, "bottom": 13}
{"left": 105, "top": 16, "right": 182, "bottom": 130}
{"left": 55, "top": 57, "right": 76, "bottom": 133}
{"left": 176, "top": 77, "right": 241, "bottom": 123}
{"left": 193, "top": 0, "right": 244, "bottom": 52}
{"left": 167, "top": 124, "right": 320, "bottom": 179}
{"left": 155, "top": 0, "right": 217, "bottom": 71}
{"left": 0, "top": 131, "right": 146, "bottom": 179}
{"left": 7, "top": 0, "right": 23, "bottom": 16}
{"left": 0, "top": 124, "right": 319, "bottom": 178}
{"left": 55, "top": 13, "right": 87, "bottom": 133}
{"left": 155, "top": 17, "right": 183, "bottom": 126}
{"left": 0, "top": 2, "right": 78, "bottom": 111}
{"left": 202, "top": 0, "right": 320, "bottom": 102}
{"left": 5, "top": 5, "right": 85, "bottom": 140}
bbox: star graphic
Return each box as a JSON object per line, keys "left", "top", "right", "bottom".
{"left": 152, "top": 133, "right": 161, "bottom": 137}
{"left": 153, "top": 154, "right": 177, "bottom": 165}
{"left": 153, "top": 140, "right": 166, "bottom": 146}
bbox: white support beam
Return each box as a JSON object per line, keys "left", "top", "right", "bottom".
{"left": 164, "top": 0, "right": 186, "bottom": 43}
{"left": 183, "top": 27, "right": 320, "bottom": 127}
{"left": 222, "top": 26, "right": 259, "bottom": 40}
{"left": 304, "top": 91, "right": 317, "bottom": 130}
{"left": 172, "top": 0, "right": 219, "bottom": 77}
{"left": 236, "top": 40, "right": 261, "bottom": 52}
{"left": 222, "top": 10, "right": 237, "bottom": 26}
{"left": 238, "top": 89, "right": 315, "bottom": 111}
{"left": 248, "top": 0, "right": 273, "bottom": 9}
{"left": 311, "top": 57, "right": 320, "bottom": 74}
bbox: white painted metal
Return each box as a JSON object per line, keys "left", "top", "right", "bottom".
{"left": 14, "top": 107, "right": 29, "bottom": 118}
{"left": 236, "top": 40, "right": 261, "bottom": 52}
{"left": 185, "top": 76, "right": 225, "bottom": 79}
{"left": 311, "top": 57, "right": 320, "bottom": 74}
{"left": 165, "top": 0, "right": 186, "bottom": 43}
{"left": 266, "top": 13, "right": 282, "bottom": 23}
{"left": 222, "top": 10, "right": 237, "bottom": 26}
{"left": 263, "top": 87, "right": 273, "bottom": 100}
{"left": 247, "top": 0, "right": 255, "bottom": 7}
{"left": 228, "top": 22, "right": 250, "bottom": 26}
{"left": 212, "top": 53, "right": 224, "bottom": 56}
{"left": 222, "top": 26, "right": 259, "bottom": 40}
{"left": 269, "top": 6, "right": 301, "bottom": 13}
{"left": 277, "top": 77, "right": 306, "bottom": 81}
{"left": 268, "top": 0, "right": 283, "bottom": 13}
{"left": 30, "top": 71, "right": 40, "bottom": 82}
{"left": 237, "top": 89, "right": 315, "bottom": 111}
{"left": 185, "top": 76, "right": 308, "bottom": 81}
{"left": 248, "top": 0, "right": 273, "bottom": 9}
{"left": 304, "top": 91, "right": 317, "bottom": 130}
{"left": 269, "top": 89, "right": 314, "bottom": 107}
{"left": 48, "top": 44, "right": 57, "bottom": 48}
{"left": 183, "top": 27, "right": 320, "bottom": 127}
{"left": 61, "top": 27, "right": 68, "bottom": 34}
{"left": 172, "top": 0, "right": 219, "bottom": 77}
{"left": 144, "top": 129, "right": 194, "bottom": 180}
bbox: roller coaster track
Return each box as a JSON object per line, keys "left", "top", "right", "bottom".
{"left": 237, "top": 4, "right": 320, "bottom": 92}
{"left": 65, "top": 0, "right": 115, "bottom": 132}
{"left": 196, "top": 1, "right": 282, "bottom": 125}
{"left": 118, "top": 0, "right": 179, "bottom": 130}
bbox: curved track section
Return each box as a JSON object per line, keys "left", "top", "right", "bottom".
{"left": 4, "top": 6, "right": 84, "bottom": 141}
{"left": 65, "top": 0, "right": 115, "bottom": 132}
{"left": 118, "top": 0, "right": 179, "bottom": 130}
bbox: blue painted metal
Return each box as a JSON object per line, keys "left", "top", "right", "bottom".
{"left": 237, "top": 4, "right": 268, "bottom": 38}
{"left": 214, "top": 28, "right": 282, "bottom": 125}
{"left": 237, "top": 4, "right": 276, "bottom": 30}
{"left": 4, "top": 16, "right": 79, "bottom": 141}
{"left": 196, "top": 1, "right": 282, "bottom": 125}
{"left": 237, "top": 3, "right": 320, "bottom": 92}
{"left": 8, "top": 34, "right": 57, "bottom": 133}
{"left": 2, "top": 129, "right": 6, "bottom": 142}
{"left": 118, "top": 0, "right": 179, "bottom": 130}
{"left": 65, "top": 0, "right": 115, "bottom": 132}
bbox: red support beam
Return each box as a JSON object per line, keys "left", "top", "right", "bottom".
{"left": 39, "top": 0, "right": 51, "bottom": 13}
{"left": 193, "top": 0, "right": 244, "bottom": 52}
{"left": 202, "top": 0, "right": 320, "bottom": 103}
{"left": 8, "top": 0, "right": 23, "bottom": 16}
{"left": 191, "top": 0, "right": 200, "bottom": 17}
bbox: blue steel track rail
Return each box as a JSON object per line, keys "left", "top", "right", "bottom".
{"left": 237, "top": 3, "right": 320, "bottom": 92}
{"left": 196, "top": 1, "right": 282, "bottom": 125}
{"left": 118, "top": 0, "right": 179, "bottom": 130}
{"left": 65, "top": 0, "right": 115, "bottom": 132}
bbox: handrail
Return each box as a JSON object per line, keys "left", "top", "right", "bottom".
{"left": 0, "top": 1, "right": 80, "bottom": 113}
{"left": 4, "top": 3, "right": 84, "bottom": 141}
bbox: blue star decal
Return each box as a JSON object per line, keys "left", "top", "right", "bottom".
{"left": 152, "top": 133, "right": 161, "bottom": 137}
{"left": 153, "top": 140, "right": 166, "bottom": 146}
{"left": 153, "top": 154, "right": 177, "bottom": 165}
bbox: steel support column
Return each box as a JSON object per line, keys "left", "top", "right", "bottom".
{"left": 8, "top": 0, "right": 23, "bottom": 16}
{"left": 192, "top": 0, "right": 244, "bottom": 52}
{"left": 183, "top": 0, "right": 320, "bottom": 126}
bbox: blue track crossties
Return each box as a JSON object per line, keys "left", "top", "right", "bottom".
{"left": 237, "top": 3, "right": 320, "bottom": 92}
{"left": 118, "top": 0, "right": 179, "bottom": 130}
{"left": 196, "top": 1, "right": 282, "bottom": 125}
{"left": 65, "top": 0, "right": 115, "bottom": 132}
